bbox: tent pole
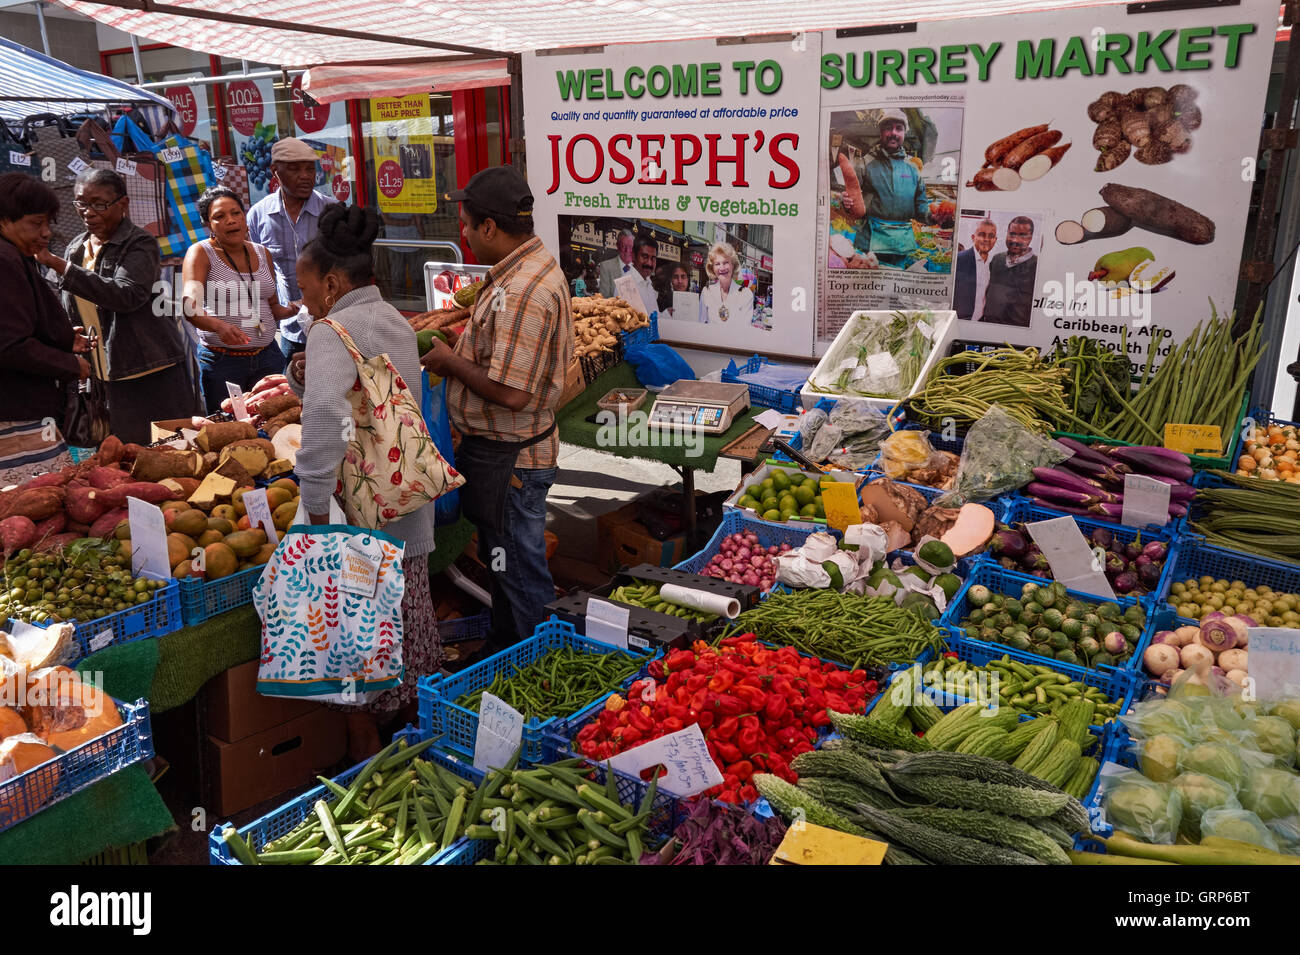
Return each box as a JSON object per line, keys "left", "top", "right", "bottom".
{"left": 130, "top": 33, "right": 145, "bottom": 84}
{"left": 33, "top": 2, "right": 51, "bottom": 55}
{"left": 508, "top": 54, "right": 524, "bottom": 168}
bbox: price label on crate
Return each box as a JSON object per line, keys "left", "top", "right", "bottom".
{"left": 1245, "top": 628, "right": 1300, "bottom": 701}
{"left": 241, "top": 487, "right": 278, "bottom": 545}
{"left": 90, "top": 628, "right": 116, "bottom": 653}
{"left": 1163, "top": 423, "right": 1221, "bottom": 455}
{"left": 607, "top": 723, "right": 725, "bottom": 797}
{"left": 819, "top": 480, "right": 860, "bottom": 533}
{"left": 1121, "top": 474, "right": 1171, "bottom": 529}
{"left": 1026, "top": 516, "right": 1116, "bottom": 600}
{"left": 225, "top": 382, "right": 249, "bottom": 421}
{"left": 585, "top": 597, "right": 629, "bottom": 650}
{"left": 474, "top": 692, "right": 523, "bottom": 772}
{"left": 127, "top": 497, "right": 170, "bottom": 579}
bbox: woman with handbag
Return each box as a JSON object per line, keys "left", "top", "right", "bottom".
{"left": 183, "top": 186, "right": 299, "bottom": 413}
{"left": 0, "top": 173, "right": 90, "bottom": 487}
{"left": 289, "top": 203, "right": 442, "bottom": 761}
{"left": 37, "top": 168, "right": 195, "bottom": 445}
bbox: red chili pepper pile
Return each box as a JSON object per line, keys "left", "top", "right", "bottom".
{"left": 573, "top": 633, "right": 878, "bottom": 804}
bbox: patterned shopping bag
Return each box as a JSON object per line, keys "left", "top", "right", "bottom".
{"left": 253, "top": 501, "right": 405, "bottom": 704}
{"left": 213, "top": 157, "right": 250, "bottom": 208}
{"left": 313, "top": 318, "right": 464, "bottom": 529}
{"left": 113, "top": 116, "right": 213, "bottom": 258}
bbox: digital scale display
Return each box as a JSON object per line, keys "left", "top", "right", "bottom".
{"left": 646, "top": 381, "right": 750, "bottom": 435}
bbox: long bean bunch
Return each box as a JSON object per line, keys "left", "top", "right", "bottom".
{"left": 457, "top": 647, "right": 645, "bottom": 720}
{"left": 908, "top": 347, "right": 1082, "bottom": 434}
{"left": 1091, "top": 307, "right": 1263, "bottom": 450}
{"left": 1192, "top": 471, "right": 1300, "bottom": 565}
{"left": 735, "top": 591, "right": 947, "bottom": 669}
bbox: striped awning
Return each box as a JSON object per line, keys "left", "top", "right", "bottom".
{"left": 303, "top": 59, "right": 510, "bottom": 104}
{"left": 0, "top": 35, "right": 178, "bottom": 121}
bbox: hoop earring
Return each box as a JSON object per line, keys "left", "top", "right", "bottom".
{"left": 324, "top": 294, "right": 335, "bottom": 308}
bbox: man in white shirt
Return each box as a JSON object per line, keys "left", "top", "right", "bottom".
{"left": 955, "top": 218, "right": 996, "bottom": 322}
{"left": 628, "top": 233, "right": 658, "bottom": 318}
{"left": 596, "top": 228, "right": 635, "bottom": 297}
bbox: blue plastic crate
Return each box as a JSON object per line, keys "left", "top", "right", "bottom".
{"left": 0, "top": 696, "right": 152, "bottom": 834}
{"left": 210, "top": 728, "right": 475, "bottom": 865}
{"left": 620, "top": 313, "right": 658, "bottom": 350}
{"left": 1163, "top": 541, "right": 1300, "bottom": 620}
{"left": 417, "top": 618, "right": 656, "bottom": 765}
{"left": 674, "top": 510, "right": 826, "bottom": 584}
{"left": 721, "top": 354, "right": 809, "bottom": 414}
{"left": 1000, "top": 498, "right": 1179, "bottom": 604}
{"left": 939, "top": 562, "right": 1161, "bottom": 677}
{"left": 177, "top": 564, "right": 262, "bottom": 626}
{"left": 440, "top": 608, "right": 491, "bottom": 644}
{"left": 9, "top": 577, "right": 183, "bottom": 663}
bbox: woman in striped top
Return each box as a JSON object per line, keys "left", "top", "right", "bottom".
{"left": 182, "top": 186, "right": 299, "bottom": 413}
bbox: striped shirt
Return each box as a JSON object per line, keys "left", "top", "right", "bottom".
{"left": 196, "top": 240, "right": 278, "bottom": 351}
{"left": 447, "top": 236, "right": 573, "bottom": 470}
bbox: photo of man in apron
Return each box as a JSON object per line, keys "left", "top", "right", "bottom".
{"left": 840, "top": 109, "right": 934, "bottom": 270}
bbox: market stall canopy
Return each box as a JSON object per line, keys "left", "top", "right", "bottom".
{"left": 55, "top": 0, "right": 1288, "bottom": 69}
{"left": 0, "top": 35, "right": 178, "bottom": 122}
{"left": 303, "top": 59, "right": 510, "bottom": 105}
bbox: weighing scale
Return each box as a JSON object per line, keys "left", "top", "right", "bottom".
{"left": 647, "top": 381, "right": 751, "bottom": 434}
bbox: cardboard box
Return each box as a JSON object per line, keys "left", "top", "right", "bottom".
{"left": 205, "top": 707, "right": 346, "bottom": 816}
{"left": 150, "top": 417, "right": 195, "bottom": 442}
{"left": 596, "top": 502, "right": 687, "bottom": 573}
{"left": 204, "top": 660, "right": 321, "bottom": 743}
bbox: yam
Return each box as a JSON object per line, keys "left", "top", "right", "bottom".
{"left": 1002, "top": 129, "right": 1063, "bottom": 170}
{"left": 97, "top": 434, "right": 126, "bottom": 465}
{"left": 1080, "top": 205, "right": 1133, "bottom": 239}
{"left": 1156, "top": 120, "right": 1190, "bottom": 150}
{"left": 1170, "top": 84, "right": 1198, "bottom": 111}
{"left": 1143, "top": 87, "right": 1170, "bottom": 110}
{"left": 860, "top": 479, "right": 927, "bottom": 531}
{"left": 92, "top": 482, "right": 177, "bottom": 509}
{"left": 1093, "top": 120, "right": 1123, "bottom": 152}
{"left": 89, "top": 507, "right": 128, "bottom": 539}
{"left": 983, "top": 123, "right": 1050, "bottom": 165}
{"left": 85, "top": 466, "right": 132, "bottom": 490}
{"left": 131, "top": 448, "right": 204, "bottom": 482}
{"left": 1148, "top": 103, "right": 1175, "bottom": 127}
{"left": 1134, "top": 140, "right": 1173, "bottom": 165}
{"left": 119, "top": 443, "right": 145, "bottom": 466}
{"left": 1086, "top": 98, "right": 1115, "bottom": 123}
{"left": 1121, "top": 111, "right": 1151, "bottom": 147}
{"left": 8, "top": 487, "right": 65, "bottom": 522}
{"left": 65, "top": 522, "right": 90, "bottom": 536}
{"left": 159, "top": 477, "right": 202, "bottom": 498}
{"left": 0, "top": 516, "right": 36, "bottom": 553}
{"left": 1099, "top": 183, "right": 1215, "bottom": 245}
{"left": 201, "top": 452, "right": 220, "bottom": 475}
{"left": 1055, "top": 220, "right": 1087, "bottom": 245}
{"left": 939, "top": 503, "right": 996, "bottom": 558}
{"left": 1126, "top": 88, "right": 1151, "bottom": 111}
{"left": 188, "top": 472, "right": 237, "bottom": 509}
{"left": 264, "top": 458, "right": 295, "bottom": 479}
{"left": 214, "top": 457, "right": 256, "bottom": 489}
{"left": 194, "top": 420, "right": 257, "bottom": 453}
{"left": 219, "top": 439, "right": 275, "bottom": 476}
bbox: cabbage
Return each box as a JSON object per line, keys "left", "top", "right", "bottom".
{"left": 1171, "top": 773, "right": 1240, "bottom": 838}
{"left": 1249, "top": 716, "right": 1297, "bottom": 766}
{"left": 1106, "top": 780, "right": 1181, "bottom": 844}
{"left": 1239, "top": 767, "right": 1300, "bottom": 822}
{"left": 1179, "top": 742, "right": 1244, "bottom": 787}
{"left": 1201, "top": 809, "right": 1280, "bottom": 851}
{"left": 1139, "top": 735, "right": 1185, "bottom": 783}
{"left": 1272, "top": 699, "right": 1300, "bottom": 732}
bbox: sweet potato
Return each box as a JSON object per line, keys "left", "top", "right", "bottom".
{"left": 31, "top": 512, "right": 67, "bottom": 541}
{"left": 130, "top": 448, "right": 204, "bottom": 482}
{"left": 8, "top": 487, "right": 65, "bottom": 522}
{"left": 65, "top": 521, "right": 91, "bottom": 536}
{"left": 251, "top": 374, "right": 287, "bottom": 396}
{"left": 0, "top": 516, "right": 36, "bottom": 553}
{"left": 983, "top": 123, "right": 1050, "bottom": 166}
{"left": 93, "top": 482, "right": 178, "bottom": 509}
{"left": 194, "top": 420, "right": 257, "bottom": 453}
{"left": 35, "top": 532, "right": 80, "bottom": 554}
{"left": 89, "top": 507, "right": 128, "bottom": 539}
{"left": 251, "top": 393, "right": 299, "bottom": 420}
{"left": 21, "top": 469, "right": 74, "bottom": 490}
{"left": 97, "top": 434, "right": 125, "bottom": 465}
{"left": 86, "top": 466, "right": 133, "bottom": 490}
{"left": 66, "top": 484, "right": 106, "bottom": 525}
{"left": 120, "top": 443, "right": 146, "bottom": 466}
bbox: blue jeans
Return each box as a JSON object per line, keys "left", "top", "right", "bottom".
{"left": 478, "top": 466, "right": 557, "bottom": 654}
{"left": 196, "top": 342, "right": 285, "bottom": 414}
{"left": 279, "top": 334, "right": 305, "bottom": 368}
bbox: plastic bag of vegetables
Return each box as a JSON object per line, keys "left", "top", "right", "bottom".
{"left": 1121, "top": 696, "right": 1199, "bottom": 740}
{"left": 1171, "top": 772, "right": 1241, "bottom": 839}
{"left": 1238, "top": 766, "right": 1300, "bottom": 823}
{"left": 1200, "top": 809, "right": 1282, "bottom": 852}
{"left": 936, "top": 405, "right": 1070, "bottom": 507}
{"left": 1103, "top": 766, "right": 1182, "bottom": 844}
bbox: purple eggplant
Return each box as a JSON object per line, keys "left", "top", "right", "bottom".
{"left": 1058, "top": 436, "right": 1125, "bottom": 470}
{"left": 1124, "top": 536, "right": 1143, "bottom": 561}
{"left": 1113, "top": 571, "right": 1140, "bottom": 593}
{"left": 1028, "top": 551, "right": 1051, "bottom": 572}
{"left": 1105, "top": 553, "right": 1127, "bottom": 576}
{"left": 1061, "top": 454, "right": 1113, "bottom": 478}
{"left": 1138, "top": 561, "right": 1162, "bottom": 589}
{"left": 989, "top": 527, "right": 1029, "bottom": 559}
{"left": 1142, "top": 540, "right": 1168, "bottom": 561}
{"left": 1091, "top": 527, "right": 1114, "bottom": 550}
{"left": 1103, "top": 445, "right": 1195, "bottom": 482}
{"left": 1028, "top": 498, "right": 1096, "bottom": 519}
{"left": 1148, "top": 476, "right": 1197, "bottom": 502}
{"left": 1033, "top": 467, "right": 1106, "bottom": 494}
{"left": 1168, "top": 501, "right": 1187, "bottom": 518}
{"left": 1089, "top": 502, "right": 1125, "bottom": 520}
{"left": 1028, "top": 482, "right": 1119, "bottom": 508}
{"left": 998, "top": 556, "right": 1018, "bottom": 570}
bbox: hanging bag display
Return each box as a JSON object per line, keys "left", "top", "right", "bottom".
{"left": 112, "top": 115, "right": 213, "bottom": 259}
{"left": 311, "top": 318, "right": 465, "bottom": 528}
{"left": 253, "top": 499, "right": 405, "bottom": 704}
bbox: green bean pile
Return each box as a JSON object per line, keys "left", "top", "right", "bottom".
{"left": 908, "top": 347, "right": 1083, "bottom": 434}
{"left": 735, "top": 591, "right": 948, "bottom": 669}
{"left": 457, "top": 647, "right": 644, "bottom": 720}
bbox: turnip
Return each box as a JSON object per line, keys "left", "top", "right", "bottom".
{"left": 1103, "top": 631, "right": 1127, "bottom": 655}
{"left": 1199, "top": 616, "right": 1247, "bottom": 653}
{"left": 1181, "top": 644, "right": 1214, "bottom": 669}
{"left": 1160, "top": 667, "right": 1185, "bottom": 687}
{"left": 1172, "top": 625, "right": 1200, "bottom": 647}
{"left": 1150, "top": 630, "right": 1177, "bottom": 646}
{"left": 1218, "top": 648, "right": 1248, "bottom": 672}
{"left": 1143, "top": 643, "right": 1180, "bottom": 678}
{"left": 1226, "top": 669, "right": 1248, "bottom": 687}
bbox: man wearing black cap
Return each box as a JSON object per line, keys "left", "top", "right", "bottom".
{"left": 421, "top": 166, "right": 574, "bottom": 655}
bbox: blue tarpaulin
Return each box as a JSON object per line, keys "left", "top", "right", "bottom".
{"left": 0, "top": 35, "right": 176, "bottom": 122}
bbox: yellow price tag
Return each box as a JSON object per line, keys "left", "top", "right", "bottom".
{"left": 771, "top": 821, "right": 888, "bottom": 866}
{"left": 819, "top": 480, "right": 861, "bottom": 533}
{"left": 1163, "top": 423, "right": 1222, "bottom": 456}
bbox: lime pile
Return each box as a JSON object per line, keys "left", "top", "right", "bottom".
{"left": 736, "top": 469, "right": 825, "bottom": 523}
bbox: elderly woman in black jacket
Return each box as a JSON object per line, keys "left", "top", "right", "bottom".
{"left": 36, "top": 168, "right": 195, "bottom": 444}
{"left": 0, "top": 173, "right": 89, "bottom": 487}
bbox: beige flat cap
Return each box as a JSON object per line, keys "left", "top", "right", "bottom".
{"left": 271, "top": 137, "right": 319, "bottom": 163}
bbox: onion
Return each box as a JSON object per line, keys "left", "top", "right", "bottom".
{"left": 1180, "top": 643, "right": 1213, "bottom": 669}
{"left": 1143, "top": 643, "right": 1180, "bottom": 677}
{"left": 720, "top": 559, "right": 733, "bottom": 572}
{"left": 1199, "top": 616, "right": 1247, "bottom": 653}
{"left": 743, "top": 572, "right": 759, "bottom": 586}
{"left": 768, "top": 546, "right": 779, "bottom": 556}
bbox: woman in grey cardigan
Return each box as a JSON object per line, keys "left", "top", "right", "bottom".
{"left": 288, "top": 203, "right": 438, "bottom": 761}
